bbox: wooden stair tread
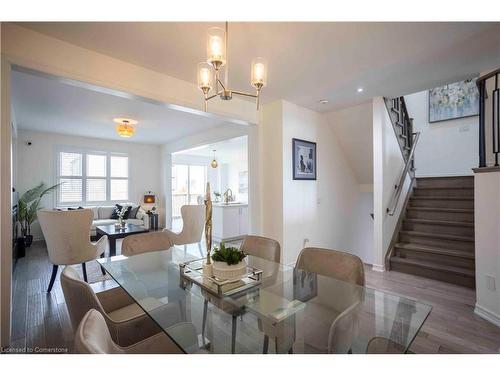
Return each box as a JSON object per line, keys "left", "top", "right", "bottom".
{"left": 407, "top": 207, "right": 473, "bottom": 213}
{"left": 399, "top": 230, "right": 474, "bottom": 242}
{"left": 394, "top": 243, "right": 475, "bottom": 259}
{"left": 410, "top": 196, "right": 473, "bottom": 201}
{"left": 390, "top": 256, "right": 475, "bottom": 277}
{"left": 414, "top": 186, "right": 473, "bottom": 190}
{"left": 404, "top": 218, "right": 474, "bottom": 227}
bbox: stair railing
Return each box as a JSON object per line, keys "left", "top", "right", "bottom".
{"left": 387, "top": 132, "right": 420, "bottom": 215}
{"left": 384, "top": 96, "right": 420, "bottom": 216}
{"left": 477, "top": 67, "right": 500, "bottom": 168}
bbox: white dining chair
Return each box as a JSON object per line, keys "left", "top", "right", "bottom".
{"left": 121, "top": 231, "right": 174, "bottom": 257}
{"left": 61, "top": 265, "right": 165, "bottom": 347}
{"left": 74, "top": 309, "right": 200, "bottom": 354}
{"left": 163, "top": 205, "right": 205, "bottom": 257}
{"left": 38, "top": 209, "right": 108, "bottom": 292}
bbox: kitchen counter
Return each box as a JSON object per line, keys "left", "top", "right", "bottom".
{"left": 212, "top": 203, "right": 248, "bottom": 241}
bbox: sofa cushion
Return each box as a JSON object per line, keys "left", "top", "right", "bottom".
{"left": 98, "top": 206, "right": 116, "bottom": 219}
{"left": 129, "top": 205, "right": 140, "bottom": 219}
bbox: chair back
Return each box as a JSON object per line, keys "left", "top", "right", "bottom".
{"left": 174, "top": 205, "right": 205, "bottom": 245}
{"left": 74, "top": 309, "right": 123, "bottom": 354}
{"left": 122, "top": 232, "right": 174, "bottom": 256}
{"left": 296, "top": 247, "right": 365, "bottom": 286}
{"left": 60, "top": 266, "right": 105, "bottom": 331}
{"left": 327, "top": 300, "right": 363, "bottom": 354}
{"left": 38, "top": 209, "right": 95, "bottom": 265}
{"left": 241, "top": 235, "right": 280, "bottom": 263}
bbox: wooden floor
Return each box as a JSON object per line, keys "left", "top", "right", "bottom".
{"left": 8, "top": 241, "right": 500, "bottom": 354}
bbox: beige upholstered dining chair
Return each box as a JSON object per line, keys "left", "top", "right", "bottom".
{"left": 201, "top": 235, "right": 282, "bottom": 354}
{"left": 296, "top": 247, "right": 365, "bottom": 354}
{"left": 296, "top": 247, "right": 365, "bottom": 286}
{"left": 163, "top": 205, "right": 205, "bottom": 257}
{"left": 38, "top": 209, "right": 108, "bottom": 292}
{"left": 241, "top": 235, "right": 281, "bottom": 263}
{"left": 74, "top": 309, "right": 193, "bottom": 354}
{"left": 122, "top": 231, "right": 174, "bottom": 257}
{"left": 61, "top": 266, "right": 163, "bottom": 347}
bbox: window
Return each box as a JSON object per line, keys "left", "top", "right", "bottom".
{"left": 171, "top": 164, "right": 206, "bottom": 217}
{"left": 57, "top": 150, "right": 129, "bottom": 206}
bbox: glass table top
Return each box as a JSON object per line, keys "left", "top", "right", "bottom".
{"left": 97, "top": 247, "right": 432, "bottom": 354}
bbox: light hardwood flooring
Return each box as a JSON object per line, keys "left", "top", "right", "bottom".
{"left": 8, "top": 241, "right": 500, "bottom": 354}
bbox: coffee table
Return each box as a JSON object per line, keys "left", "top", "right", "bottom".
{"left": 96, "top": 223, "right": 149, "bottom": 257}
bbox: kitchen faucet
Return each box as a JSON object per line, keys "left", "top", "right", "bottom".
{"left": 223, "top": 188, "right": 233, "bottom": 204}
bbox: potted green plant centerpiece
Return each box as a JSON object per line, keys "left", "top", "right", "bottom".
{"left": 211, "top": 243, "right": 247, "bottom": 280}
{"left": 18, "top": 182, "right": 60, "bottom": 248}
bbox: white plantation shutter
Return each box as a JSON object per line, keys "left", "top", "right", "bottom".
{"left": 59, "top": 178, "right": 83, "bottom": 203}
{"left": 87, "top": 154, "right": 106, "bottom": 177}
{"left": 57, "top": 150, "right": 129, "bottom": 205}
{"left": 110, "top": 179, "right": 128, "bottom": 201}
{"left": 110, "top": 156, "right": 128, "bottom": 177}
{"left": 60, "top": 152, "right": 82, "bottom": 176}
{"left": 86, "top": 179, "right": 106, "bottom": 201}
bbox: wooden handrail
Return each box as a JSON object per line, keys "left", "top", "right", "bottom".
{"left": 477, "top": 67, "right": 500, "bottom": 86}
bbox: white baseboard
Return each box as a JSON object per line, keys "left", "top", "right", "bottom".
{"left": 372, "top": 264, "right": 385, "bottom": 272}
{"left": 474, "top": 304, "right": 500, "bottom": 327}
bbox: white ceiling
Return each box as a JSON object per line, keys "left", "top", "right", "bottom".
{"left": 11, "top": 69, "right": 237, "bottom": 144}
{"left": 18, "top": 22, "right": 500, "bottom": 112}
{"left": 174, "top": 135, "right": 247, "bottom": 164}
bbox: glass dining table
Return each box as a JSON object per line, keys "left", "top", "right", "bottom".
{"left": 97, "top": 246, "right": 432, "bottom": 354}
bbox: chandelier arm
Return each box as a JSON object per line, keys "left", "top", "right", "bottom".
{"left": 232, "top": 90, "right": 258, "bottom": 99}
{"left": 206, "top": 93, "right": 219, "bottom": 101}
{"left": 224, "top": 21, "right": 229, "bottom": 87}
{"left": 217, "top": 77, "right": 226, "bottom": 91}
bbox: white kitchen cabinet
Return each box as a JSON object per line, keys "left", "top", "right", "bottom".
{"left": 212, "top": 204, "right": 248, "bottom": 242}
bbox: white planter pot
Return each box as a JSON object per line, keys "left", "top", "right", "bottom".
{"left": 212, "top": 261, "right": 247, "bottom": 280}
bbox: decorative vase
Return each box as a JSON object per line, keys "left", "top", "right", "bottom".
{"left": 202, "top": 262, "right": 213, "bottom": 278}
{"left": 212, "top": 261, "right": 247, "bottom": 280}
{"left": 24, "top": 234, "right": 33, "bottom": 248}
{"left": 119, "top": 218, "right": 126, "bottom": 229}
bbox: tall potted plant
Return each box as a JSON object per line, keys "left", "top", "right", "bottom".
{"left": 18, "top": 182, "right": 60, "bottom": 248}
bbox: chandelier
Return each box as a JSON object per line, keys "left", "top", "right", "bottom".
{"left": 114, "top": 118, "right": 137, "bottom": 138}
{"left": 211, "top": 149, "right": 218, "bottom": 168}
{"left": 197, "top": 22, "right": 268, "bottom": 111}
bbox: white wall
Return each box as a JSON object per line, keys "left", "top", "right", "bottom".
{"left": 474, "top": 170, "right": 500, "bottom": 327}
{"left": 16, "top": 130, "right": 163, "bottom": 240}
{"left": 259, "top": 100, "right": 372, "bottom": 265}
{"left": 405, "top": 90, "right": 478, "bottom": 177}
{"left": 326, "top": 101, "right": 374, "bottom": 185}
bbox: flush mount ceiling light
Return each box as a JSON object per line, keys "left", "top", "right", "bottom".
{"left": 113, "top": 118, "right": 137, "bottom": 138}
{"left": 198, "top": 22, "right": 268, "bottom": 111}
{"left": 319, "top": 99, "right": 329, "bottom": 104}
{"left": 357, "top": 87, "right": 364, "bottom": 93}
{"left": 211, "top": 149, "right": 218, "bottom": 169}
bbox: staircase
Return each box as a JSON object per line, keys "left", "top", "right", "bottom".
{"left": 390, "top": 176, "right": 475, "bottom": 288}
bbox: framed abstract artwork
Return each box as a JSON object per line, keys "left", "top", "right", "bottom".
{"left": 292, "top": 138, "right": 316, "bottom": 180}
{"left": 428, "top": 78, "right": 479, "bottom": 123}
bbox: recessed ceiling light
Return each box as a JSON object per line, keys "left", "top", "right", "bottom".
{"left": 319, "top": 99, "right": 329, "bottom": 104}
{"left": 357, "top": 87, "right": 364, "bottom": 93}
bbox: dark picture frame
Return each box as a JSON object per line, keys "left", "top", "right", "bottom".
{"left": 292, "top": 138, "right": 317, "bottom": 180}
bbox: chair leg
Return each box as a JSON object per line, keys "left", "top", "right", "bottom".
{"left": 100, "top": 253, "right": 106, "bottom": 276}
{"left": 82, "top": 262, "right": 88, "bottom": 282}
{"left": 47, "top": 265, "right": 59, "bottom": 293}
{"left": 231, "top": 315, "right": 237, "bottom": 354}
{"left": 202, "top": 299, "right": 208, "bottom": 344}
{"left": 263, "top": 335, "right": 269, "bottom": 354}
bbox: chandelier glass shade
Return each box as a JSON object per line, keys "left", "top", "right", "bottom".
{"left": 113, "top": 118, "right": 137, "bottom": 138}
{"left": 198, "top": 22, "right": 268, "bottom": 111}
{"left": 211, "top": 150, "right": 218, "bottom": 169}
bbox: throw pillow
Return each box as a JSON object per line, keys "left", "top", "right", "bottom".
{"left": 111, "top": 204, "right": 132, "bottom": 219}
{"left": 129, "top": 205, "right": 140, "bottom": 219}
